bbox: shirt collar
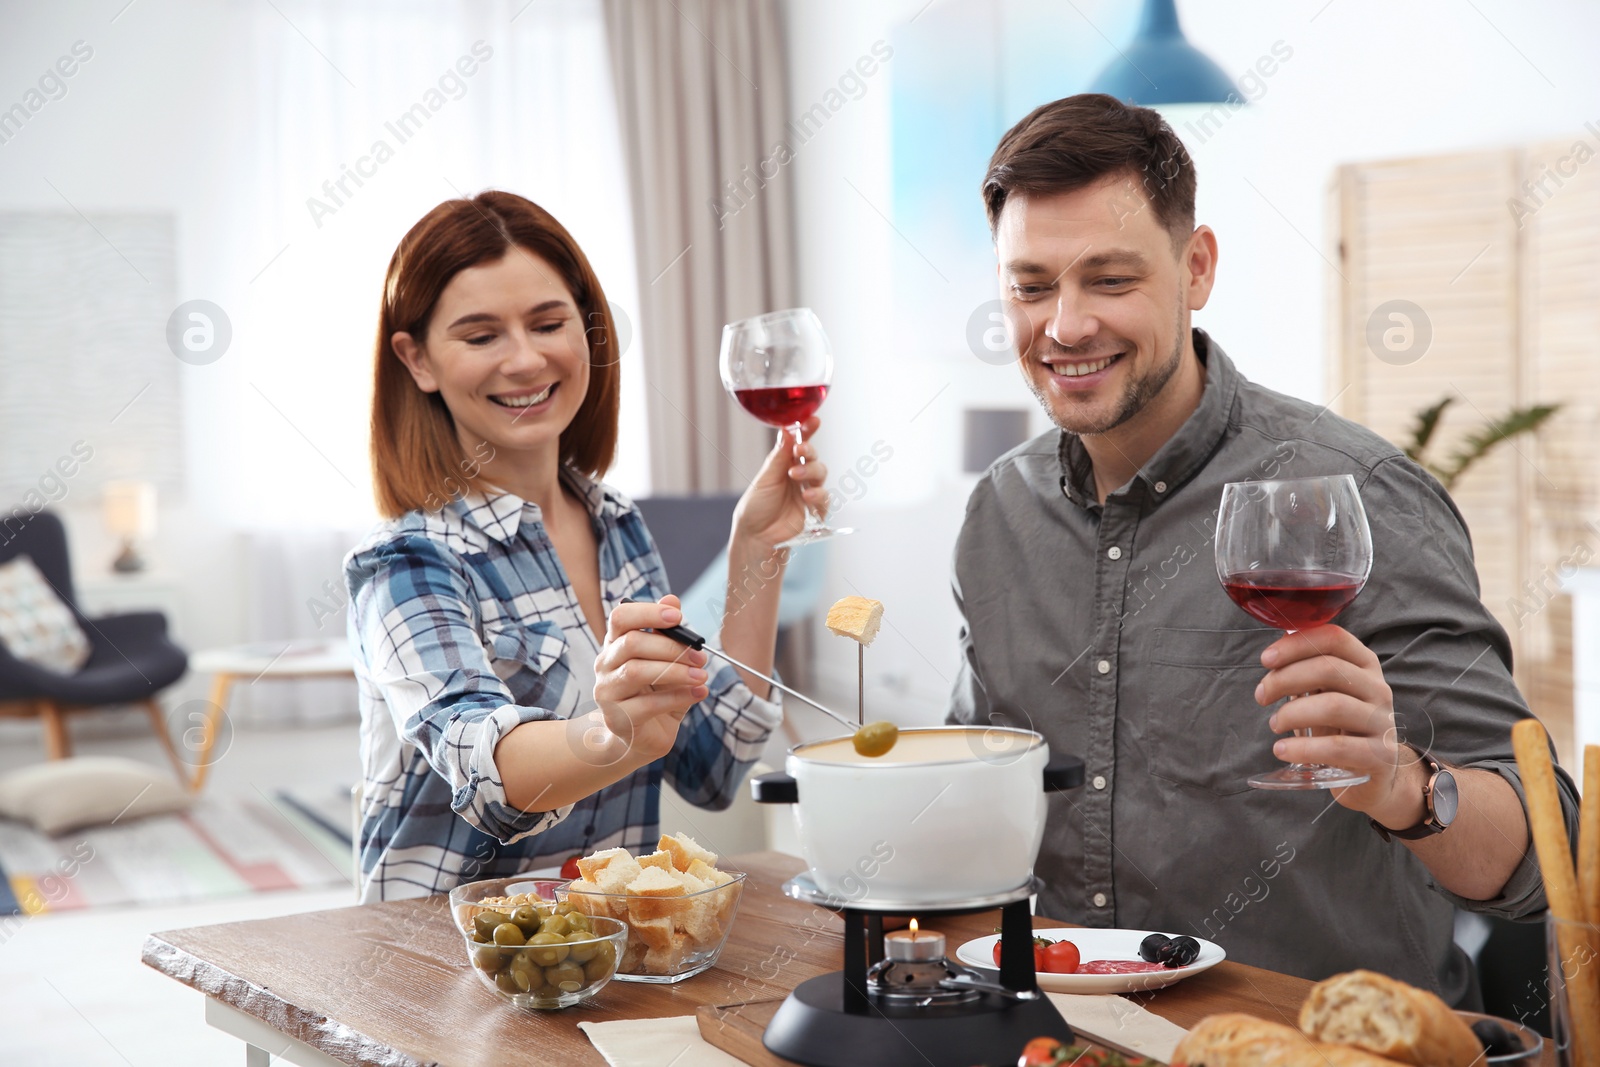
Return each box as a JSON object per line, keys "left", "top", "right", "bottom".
{"left": 451, "top": 465, "right": 630, "bottom": 543}
{"left": 1059, "top": 328, "right": 1240, "bottom": 511}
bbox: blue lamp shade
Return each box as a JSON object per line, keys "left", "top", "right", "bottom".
{"left": 1088, "top": 0, "right": 1237, "bottom": 106}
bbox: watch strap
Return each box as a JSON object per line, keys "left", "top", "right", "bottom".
{"left": 1369, "top": 749, "right": 1449, "bottom": 842}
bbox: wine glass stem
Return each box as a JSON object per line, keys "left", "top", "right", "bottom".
{"left": 788, "top": 422, "right": 824, "bottom": 528}
{"left": 1279, "top": 628, "right": 1318, "bottom": 770}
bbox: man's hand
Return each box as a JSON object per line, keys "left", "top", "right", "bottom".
{"left": 594, "top": 595, "right": 710, "bottom": 766}
{"left": 1256, "top": 625, "right": 1427, "bottom": 826}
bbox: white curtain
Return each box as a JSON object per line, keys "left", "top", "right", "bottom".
{"left": 604, "top": 0, "right": 796, "bottom": 493}
{"left": 216, "top": 0, "right": 649, "bottom": 717}
{"left": 204, "top": 0, "right": 649, "bottom": 537}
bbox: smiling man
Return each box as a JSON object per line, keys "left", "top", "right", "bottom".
{"left": 947, "top": 94, "right": 1579, "bottom": 1004}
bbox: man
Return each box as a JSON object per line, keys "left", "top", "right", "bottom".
{"left": 948, "top": 93, "right": 1580, "bottom": 1005}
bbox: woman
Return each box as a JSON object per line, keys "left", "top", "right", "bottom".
{"left": 345, "top": 190, "right": 825, "bottom": 901}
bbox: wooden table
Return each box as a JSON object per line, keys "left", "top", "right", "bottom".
{"left": 138, "top": 852, "right": 1372, "bottom": 1066}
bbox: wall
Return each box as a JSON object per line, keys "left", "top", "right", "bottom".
{"left": 777, "top": 0, "right": 1600, "bottom": 725}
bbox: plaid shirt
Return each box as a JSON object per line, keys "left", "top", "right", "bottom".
{"left": 344, "top": 469, "right": 781, "bottom": 901}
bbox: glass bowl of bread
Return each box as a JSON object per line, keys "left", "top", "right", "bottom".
{"left": 558, "top": 833, "right": 745, "bottom": 983}
{"left": 450, "top": 876, "right": 629, "bottom": 1009}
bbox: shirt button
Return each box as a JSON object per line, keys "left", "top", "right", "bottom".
{"left": 1154, "top": 481, "right": 1168, "bottom": 493}
{"left": 1096, "top": 659, "right": 1111, "bottom": 675}
{"left": 1093, "top": 892, "right": 1108, "bottom": 908}
{"left": 1092, "top": 775, "right": 1107, "bottom": 790}
{"left": 1106, "top": 546, "right": 1122, "bottom": 560}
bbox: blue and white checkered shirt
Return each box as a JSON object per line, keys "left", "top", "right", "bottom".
{"left": 344, "top": 469, "right": 782, "bottom": 901}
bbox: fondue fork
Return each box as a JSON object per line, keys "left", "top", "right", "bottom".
{"left": 618, "top": 598, "right": 861, "bottom": 734}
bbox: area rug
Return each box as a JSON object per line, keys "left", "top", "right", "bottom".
{"left": 0, "top": 786, "right": 354, "bottom": 916}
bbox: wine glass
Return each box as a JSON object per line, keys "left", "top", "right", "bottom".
{"left": 1214, "top": 474, "right": 1374, "bottom": 790}
{"left": 719, "top": 307, "right": 852, "bottom": 550}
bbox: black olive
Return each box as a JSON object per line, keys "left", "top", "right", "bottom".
{"left": 1161, "top": 936, "right": 1201, "bottom": 968}
{"left": 1470, "top": 1019, "right": 1522, "bottom": 1057}
{"left": 1139, "top": 933, "right": 1171, "bottom": 963}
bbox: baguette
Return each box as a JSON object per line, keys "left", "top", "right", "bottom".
{"left": 1297, "top": 970, "right": 1480, "bottom": 1067}
{"left": 1171, "top": 1013, "right": 1397, "bottom": 1067}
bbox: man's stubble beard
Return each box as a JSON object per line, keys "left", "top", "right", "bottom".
{"left": 1024, "top": 297, "right": 1186, "bottom": 438}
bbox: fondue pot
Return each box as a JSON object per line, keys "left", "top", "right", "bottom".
{"left": 752, "top": 726, "right": 1084, "bottom": 907}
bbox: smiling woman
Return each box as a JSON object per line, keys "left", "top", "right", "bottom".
{"left": 345, "top": 190, "right": 832, "bottom": 901}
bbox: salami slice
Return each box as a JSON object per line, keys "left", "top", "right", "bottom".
{"left": 1079, "top": 959, "right": 1168, "bottom": 974}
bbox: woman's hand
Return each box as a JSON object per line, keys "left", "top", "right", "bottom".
{"left": 593, "top": 595, "right": 709, "bottom": 766}
{"left": 731, "top": 416, "right": 829, "bottom": 551}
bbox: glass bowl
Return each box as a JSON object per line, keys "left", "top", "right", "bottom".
{"left": 1453, "top": 1011, "right": 1543, "bottom": 1064}
{"left": 558, "top": 870, "right": 746, "bottom": 983}
{"left": 449, "top": 876, "right": 628, "bottom": 1009}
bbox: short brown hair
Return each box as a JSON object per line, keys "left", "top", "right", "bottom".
{"left": 982, "top": 93, "right": 1196, "bottom": 245}
{"left": 370, "top": 190, "right": 621, "bottom": 518}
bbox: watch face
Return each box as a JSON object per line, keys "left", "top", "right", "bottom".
{"left": 1431, "top": 770, "right": 1459, "bottom": 827}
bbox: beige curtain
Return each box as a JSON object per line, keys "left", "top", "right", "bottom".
{"left": 603, "top": 0, "right": 797, "bottom": 494}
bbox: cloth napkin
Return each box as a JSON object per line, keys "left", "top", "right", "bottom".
{"left": 578, "top": 1016, "right": 746, "bottom": 1067}
{"left": 1047, "top": 992, "right": 1191, "bottom": 1063}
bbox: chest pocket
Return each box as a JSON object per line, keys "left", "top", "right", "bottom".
{"left": 1143, "top": 626, "right": 1276, "bottom": 797}
{"left": 484, "top": 618, "right": 569, "bottom": 679}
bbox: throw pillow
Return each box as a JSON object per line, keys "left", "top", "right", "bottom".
{"left": 0, "top": 757, "right": 190, "bottom": 835}
{"left": 0, "top": 555, "right": 91, "bottom": 673}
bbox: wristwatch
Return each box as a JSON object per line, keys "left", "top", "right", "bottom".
{"left": 1370, "top": 748, "right": 1458, "bottom": 841}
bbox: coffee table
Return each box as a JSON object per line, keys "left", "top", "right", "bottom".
{"left": 186, "top": 640, "right": 355, "bottom": 791}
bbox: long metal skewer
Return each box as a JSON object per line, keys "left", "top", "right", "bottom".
{"left": 858, "top": 645, "right": 864, "bottom": 726}
{"left": 619, "top": 598, "right": 859, "bottom": 733}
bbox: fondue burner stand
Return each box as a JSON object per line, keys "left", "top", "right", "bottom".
{"left": 764, "top": 876, "right": 1074, "bottom": 1067}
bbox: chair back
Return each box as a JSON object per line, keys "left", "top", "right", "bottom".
{"left": 633, "top": 494, "right": 741, "bottom": 594}
{"left": 0, "top": 510, "right": 76, "bottom": 607}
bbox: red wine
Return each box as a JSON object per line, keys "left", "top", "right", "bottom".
{"left": 734, "top": 384, "right": 828, "bottom": 427}
{"left": 1221, "top": 569, "right": 1365, "bottom": 631}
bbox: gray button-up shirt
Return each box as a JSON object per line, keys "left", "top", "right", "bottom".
{"left": 948, "top": 330, "right": 1580, "bottom": 1004}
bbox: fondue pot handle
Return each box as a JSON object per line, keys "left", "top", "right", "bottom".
{"left": 1043, "top": 754, "right": 1085, "bottom": 792}
{"left": 750, "top": 771, "right": 798, "bottom": 804}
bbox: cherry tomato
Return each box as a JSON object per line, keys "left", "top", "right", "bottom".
{"left": 559, "top": 854, "right": 582, "bottom": 880}
{"left": 1041, "top": 939, "right": 1081, "bottom": 974}
{"left": 1017, "top": 1036, "right": 1063, "bottom": 1066}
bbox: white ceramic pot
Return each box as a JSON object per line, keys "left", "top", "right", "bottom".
{"left": 752, "top": 726, "right": 1083, "bottom": 907}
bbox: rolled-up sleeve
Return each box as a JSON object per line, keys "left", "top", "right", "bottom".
{"left": 1355, "top": 457, "right": 1581, "bottom": 919}
{"left": 348, "top": 533, "right": 574, "bottom": 843}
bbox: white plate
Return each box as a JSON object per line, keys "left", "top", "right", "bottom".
{"left": 954, "top": 928, "right": 1225, "bottom": 994}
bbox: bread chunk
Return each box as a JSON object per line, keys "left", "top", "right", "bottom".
{"left": 576, "top": 846, "right": 633, "bottom": 882}
{"left": 625, "top": 865, "right": 688, "bottom": 921}
{"left": 1298, "top": 970, "right": 1482, "bottom": 1067}
{"left": 637, "top": 849, "right": 675, "bottom": 872}
{"left": 825, "top": 596, "right": 883, "bottom": 645}
{"left": 660, "top": 832, "right": 718, "bottom": 872}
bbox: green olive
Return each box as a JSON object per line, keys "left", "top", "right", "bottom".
{"left": 545, "top": 960, "right": 585, "bottom": 990}
{"left": 473, "top": 911, "right": 509, "bottom": 939}
{"left": 553, "top": 900, "right": 578, "bottom": 916}
{"left": 472, "top": 945, "right": 505, "bottom": 973}
{"left": 495, "top": 969, "right": 523, "bottom": 994}
{"left": 583, "top": 941, "right": 618, "bottom": 982}
{"left": 539, "top": 913, "right": 572, "bottom": 937}
{"left": 525, "top": 931, "right": 570, "bottom": 967}
{"left": 492, "top": 922, "right": 526, "bottom": 946}
{"left": 852, "top": 720, "right": 899, "bottom": 758}
{"left": 565, "top": 912, "right": 593, "bottom": 934}
{"left": 564, "top": 932, "right": 600, "bottom": 963}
